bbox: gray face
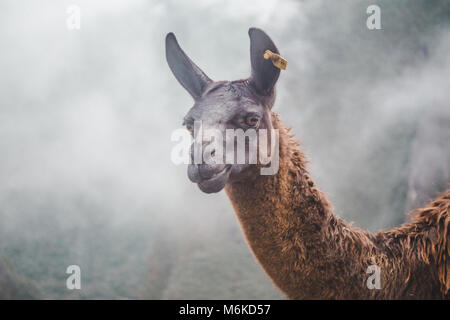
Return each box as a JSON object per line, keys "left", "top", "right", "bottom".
{"left": 183, "top": 81, "right": 273, "bottom": 193}
{"left": 166, "top": 28, "right": 281, "bottom": 193}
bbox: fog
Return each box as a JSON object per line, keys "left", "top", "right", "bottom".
{"left": 0, "top": 0, "right": 449, "bottom": 299}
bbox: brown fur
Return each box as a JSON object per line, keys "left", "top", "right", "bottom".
{"left": 225, "top": 112, "right": 450, "bottom": 299}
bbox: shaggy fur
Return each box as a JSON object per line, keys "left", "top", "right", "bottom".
{"left": 226, "top": 112, "right": 450, "bottom": 299}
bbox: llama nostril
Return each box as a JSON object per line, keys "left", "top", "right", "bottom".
{"left": 202, "top": 146, "right": 216, "bottom": 164}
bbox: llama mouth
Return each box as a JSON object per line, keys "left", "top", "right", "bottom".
{"left": 197, "top": 165, "right": 232, "bottom": 194}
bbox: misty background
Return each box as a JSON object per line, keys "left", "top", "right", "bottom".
{"left": 0, "top": 0, "right": 449, "bottom": 299}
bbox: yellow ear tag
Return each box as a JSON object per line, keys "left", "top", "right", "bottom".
{"left": 263, "top": 50, "right": 287, "bottom": 70}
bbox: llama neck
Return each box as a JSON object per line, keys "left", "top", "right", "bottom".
{"left": 225, "top": 112, "right": 373, "bottom": 299}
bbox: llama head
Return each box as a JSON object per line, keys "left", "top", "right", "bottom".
{"left": 166, "top": 28, "right": 281, "bottom": 193}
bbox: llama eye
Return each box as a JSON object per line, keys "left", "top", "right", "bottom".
{"left": 245, "top": 115, "right": 260, "bottom": 127}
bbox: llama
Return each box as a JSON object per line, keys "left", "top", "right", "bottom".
{"left": 165, "top": 28, "right": 450, "bottom": 299}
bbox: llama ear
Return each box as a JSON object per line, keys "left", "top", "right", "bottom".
{"left": 165, "top": 33, "right": 212, "bottom": 100}
{"left": 248, "top": 28, "right": 281, "bottom": 96}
